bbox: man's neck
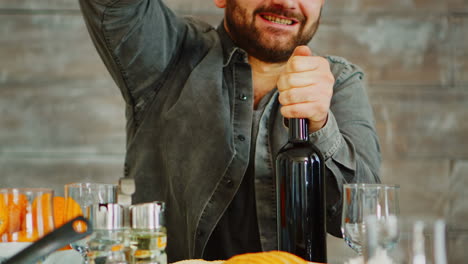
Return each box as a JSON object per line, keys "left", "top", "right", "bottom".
{"left": 249, "top": 56, "right": 286, "bottom": 109}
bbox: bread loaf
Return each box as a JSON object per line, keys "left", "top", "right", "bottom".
{"left": 172, "top": 251, "right": 310, "bottom": 264}
{"left": 172, "top": 260, "right": 223, "bottom": 264}
{"left": 224, "top": 251, "right": 308, "bottom": 264}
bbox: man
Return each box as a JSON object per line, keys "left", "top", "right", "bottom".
{"left": 79, "top": 0, "right": 381, "bottom": 262}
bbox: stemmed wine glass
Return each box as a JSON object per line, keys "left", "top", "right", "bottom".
{"left": 364, "top": 217, "right": 448, "bottom": 264}
{"left": 64, "top": 183, "right": 117, "bottom": 264}
{"left": 341, "top": 184, "right": 400, "bottom": 255}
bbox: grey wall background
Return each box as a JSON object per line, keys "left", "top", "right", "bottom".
{"left": 0, "top": 0, "right": 467, "bottom": 263}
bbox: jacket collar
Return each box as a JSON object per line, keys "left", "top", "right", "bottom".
{"left": 216, "top": 20, "right": 248, "bottom": 67}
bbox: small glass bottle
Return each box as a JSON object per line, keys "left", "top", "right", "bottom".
{"left": 129, "top": 202, "right": 167, "bottom": 264}
{"left": 86, "top": 203, "right": 128, "bottom": 264}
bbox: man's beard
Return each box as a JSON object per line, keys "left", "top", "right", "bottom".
{"left": 225, "top": 1, "right": 321, "bottom": 63}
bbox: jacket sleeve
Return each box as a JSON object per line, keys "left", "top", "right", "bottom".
{"left": 78, "top": 0, "right": 186, "bottom": 111}
{"left": 310, "top": 56, "right": 382, "bottom": 237}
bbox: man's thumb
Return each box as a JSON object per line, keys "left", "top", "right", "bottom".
{"left": 292, "top": 45, "right": 312, "bottom": 57}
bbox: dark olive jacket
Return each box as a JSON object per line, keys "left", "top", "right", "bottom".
{"left": 79, "top": 0, "right": 381, "bottom": 261}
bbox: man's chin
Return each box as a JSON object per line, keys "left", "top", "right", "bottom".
{"left": 256, "top": 43, "right": 295, "bottom": 59}
{"left": 260, "top": 33, "right": 295, "bottom": 45}
{"left": 249, "top": 46, "right": 294, "bottom": 63}
{"left": 260, "top": 34, "right": 297, "bottom": 49}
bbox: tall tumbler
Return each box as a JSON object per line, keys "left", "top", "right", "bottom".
{"left": 64, "top": 182, "right": 117, "bottom": 264}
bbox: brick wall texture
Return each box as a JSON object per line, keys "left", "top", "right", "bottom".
{"left": 0, "top": 0, "right": 467, "bottom": 263}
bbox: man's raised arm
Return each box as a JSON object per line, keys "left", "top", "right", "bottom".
{"left": 79, "top": 0, "right": 185, "bottom": 106}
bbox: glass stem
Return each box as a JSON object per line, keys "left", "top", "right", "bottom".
{"left": 80, "top": 249, "right": 89, "bottom": 264}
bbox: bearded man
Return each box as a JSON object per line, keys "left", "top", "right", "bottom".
{"left": 79, "top": 0, "right": 381, "bottom": 262}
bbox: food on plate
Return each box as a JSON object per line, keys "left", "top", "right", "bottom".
{"left": 0, "top": 194, "right": 82, "bottom": 245}
{"left": 0, "top": 195, "right": 8, "bottom": 236}
{"left": 172, "top": 251, "right": 309, "bottom": 264}
{"left": 52, "top": 196, "right": 66, "bottom": 227}
{"left": 172, "top": 260, "right": 223, "bottom": 264}
{"left": 32, "top": 193, "right": 54, "bottom": 234}
{"left": 225, "top": 251, "right": 308, "bottom": 264}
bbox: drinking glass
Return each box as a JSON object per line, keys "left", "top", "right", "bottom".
{"left": 64, "top": 183, "right": 117, "bottom": 264}
{"left": 0, "top": 188, "right": 55, "bottom": 263}
{"left": 364, "top": 217, "right": 448, "bottom": 264}
{"left": 86, "top": 204, "right": 127, "bottom": 264}
{"left": 129, "top": 201, "right": 167, "bottom": 264}
{"left": 341, "top": 184, "right": 400, "bottom": 255}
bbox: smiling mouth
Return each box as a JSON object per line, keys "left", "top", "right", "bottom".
{"left": 261, "top": 14, "right": 297, "bottom": 26}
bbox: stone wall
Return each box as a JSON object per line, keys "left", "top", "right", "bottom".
{"left": 0, "top": 0, "right": 466, "bottom": 262}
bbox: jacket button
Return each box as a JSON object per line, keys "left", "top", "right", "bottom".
{"left": 237, "top": 135, "right": 245, "bottom": 141}
{"left": 239, "top": 94, "right": 247, "bottom": 101}
{"left": 197, "top": 230, "right": 204, "bottom": 237}
{"left": 226, "top": 179, "right": 234, "bottom": 188}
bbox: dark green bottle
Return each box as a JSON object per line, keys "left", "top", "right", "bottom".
{"left": 276, "top": 118, "right": 327, "bottom": 263}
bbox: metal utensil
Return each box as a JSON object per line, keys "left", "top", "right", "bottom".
{"left": 2, "top": 216, "right": 93, "bottom": 264}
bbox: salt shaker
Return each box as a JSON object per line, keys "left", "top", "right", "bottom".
{"left": 87, "top": 203, "right": 128, "bottom": 264}
{"left": 129, "top": 202, "right": 167, "bottom": 264}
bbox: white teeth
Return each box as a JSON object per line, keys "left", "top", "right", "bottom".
{"left": 263, "top": 15, "right": 293, "bottom": 25}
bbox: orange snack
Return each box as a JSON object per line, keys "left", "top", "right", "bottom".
{"left": 0, "top": 196, "right": 8, "bottom": 236}
{"left": 52, "top": 196, "right": 66, "bottom": 228}
{"left": 224, "top": 251, "right": 308, "bottom": 264}
{"left": 1, "top": 193, "right": 28, "bottom": 241}
{"left": 1, "top": 194, "right": 83, "bottom": 246}
{"left": 172, "top": 261, "right": 223, "bottom": 264}
{"left": 58, "top": 245, "right": 72, "bottom": 251}
{"left": 64, "top": 197, "right": 83, "bottom": 222}
{"left": 15, "top": 230, "right": 39, "bottom": 242}
{"left": 269, "top": 251, "right": 308, "bottom": 264}
{"left": 72, "top": 219, "right": 88, "bottom": 233}
{"left": 55, "top": 196, "right": 80, "bottom": 250}
{"left": 32, "top": 193, "right": 54, "bottom": 235}
{"left": 63, "top": 197, "right": 85, "bottom": 234}
{"left": 54, "top": 198, "right": 72, "bottom": 250}
{"left": 0, "top": 193, "right": 28, "bottom": 234}
{"left": 111, "top": 244, "right": 124, "bottom": 252}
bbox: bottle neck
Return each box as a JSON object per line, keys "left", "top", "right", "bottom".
{"left": 289, "top": 118, "right": 309, "bottom": 142}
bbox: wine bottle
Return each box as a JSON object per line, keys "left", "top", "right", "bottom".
{"left": 276, "top": 118, "right": 327, "bottom": 263}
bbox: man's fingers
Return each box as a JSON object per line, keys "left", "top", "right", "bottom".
{"left": 279, "top": 86, "right": 317, "bottom": 106}
{"left": 277, "top": 46, "right": 333, "bottom": 133}
{"left": 278, "top": 72, "right": 316, "bottom": 91}
{"left": 278, "top": 85, "right": 330, "bottom": 106}
{"left": 291, "top": 45, "right": 312, "bottom": 57}
{"left": 278, "top": 70, "right": 334, "bottom": 92}
{"left": 286, "top": 55, "right": 329, "bottom": 73}
{"left": 286, "top": 56, "right": 320, "bottom": 73}
{"left": 280, "top": 102, "right": 329, "bottom": 122}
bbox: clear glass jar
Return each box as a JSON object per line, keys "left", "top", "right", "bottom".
{"left": 129, "top": 227, "right": 167, "bottom": 264}
{"left": 86, "top": 204, "right": 129, "bottom": 264}
{"left": 87, "top": 229, "right": 128, "bottom": 264}
{"left": 129, "top": 202, "right": 167, "bottom": 264}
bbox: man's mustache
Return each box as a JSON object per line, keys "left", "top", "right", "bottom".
{"left": 253, "top": 6, "right": 306, "bottom": 23}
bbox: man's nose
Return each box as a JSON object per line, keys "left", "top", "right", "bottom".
{"left": 271, "top": 0, "right": 295, "bottom": 9}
